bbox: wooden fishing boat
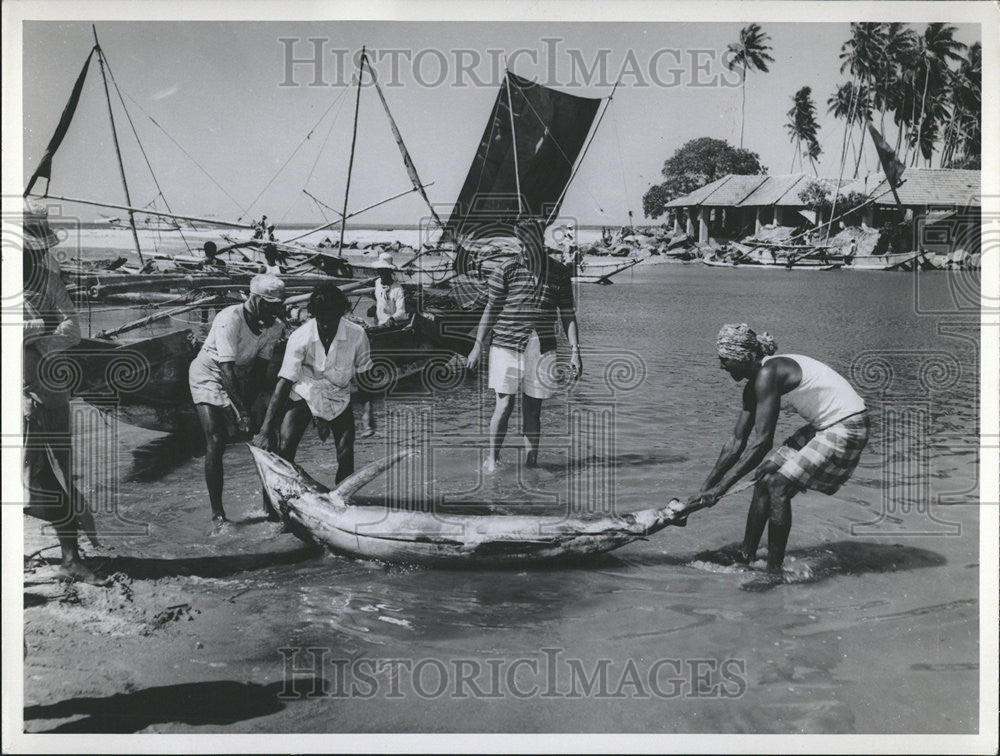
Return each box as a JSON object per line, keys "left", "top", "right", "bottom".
{"left": 249, "top": 446, "right": 690, "bottom": 565}
{"left": 67, "top": 330, "right": 201, "bottom": 432}
{"left": 69, "top": 302, "right": 473, "bottom": 434}
{"left": 701, "top": 257, "right": 840, "bottom": 271}
{"left": 570, "top": 257, "right": 642, "bottom": 284}
{"left": 849, "top": 252, "right": 921, "bottom": 271}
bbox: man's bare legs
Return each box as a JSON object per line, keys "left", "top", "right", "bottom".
{"left": 487, "top": 393, "right": 516, "bottom": 472}
{"left": 522, "top": 394, "right": 543, "bottom": 467}
{"left": 741, "top": 470, "right": 797, "bottom": 575}
{"left": 195, "top": 403, "right": 229, "bottom": 528}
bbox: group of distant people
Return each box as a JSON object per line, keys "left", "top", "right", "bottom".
{"left": 24, "top": 205, "right": 869, "bottom": 584}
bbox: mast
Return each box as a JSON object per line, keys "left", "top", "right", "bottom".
{"left": 92, "top": 25, "right": 144, "bottom": 265}
{"left": 504, "top": 69, "right": 524, "bottom": 216}
{"left": 338, "top": 46, "right": 365, "bottom": 257}
{"left": 367, "top": 59, "right": 443, "bottom": 227}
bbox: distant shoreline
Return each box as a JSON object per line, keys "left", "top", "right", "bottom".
{"left": 51, "top": 221, "right": 654, "bottom": 231}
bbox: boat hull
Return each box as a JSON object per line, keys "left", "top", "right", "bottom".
{"left": 73, "top": 314, "right": 468, "bottom": 434}
{"left": 249, "top": 446, "right": 686, "bottom": 565}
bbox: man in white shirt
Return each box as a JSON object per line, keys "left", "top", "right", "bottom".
{"left": 373, "top": 252, "right": 407, "bottom": 325}
{"left": 189, "top": 274, "right": 286, "bottom": 530}
{"left": 253, "top": 284, "right": 375, "bottom": 517}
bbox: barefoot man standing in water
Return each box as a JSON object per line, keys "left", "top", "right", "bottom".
{"left": 689, "top": 323, "right": 869, "bottom": 579}
{"left": 466, "top": 219, "right": 582, "bottom": 471}
{"left": 189, "top": 274, "right": 286, "bottom": 530}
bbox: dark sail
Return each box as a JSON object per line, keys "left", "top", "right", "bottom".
{"left": 24, "top": 47, "right": 96, "bottom": 197}
{"left": 867, "top": 122, "right": 905, "bottom": 189}
{"left": 444, "top": 72, "right": 602, "bottom": 241}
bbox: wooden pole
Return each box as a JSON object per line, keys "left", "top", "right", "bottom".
{"left": 25, "top": 192, "right": 255, "bottom": 229}
{"left": 339, "top": 46, "right": 365, "bottom": 257}
{"left": 504, "top": 67, "right": 523, "bottom": 216}
{"left": 92, "top": 26, "right": 144, "bottom": 265}
{"left": 284, "top": 183, "right": 434, "bottom": 244}
{"left": 96, "top": 295, "right": 220, "bottom": 338}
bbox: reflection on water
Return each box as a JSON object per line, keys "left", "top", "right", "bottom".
{"left": 55, "top": 264, "right": 979, "bottom": 733}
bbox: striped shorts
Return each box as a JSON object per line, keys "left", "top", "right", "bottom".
{"left": 764, "top": 413, "right": 870, "bottom": 495}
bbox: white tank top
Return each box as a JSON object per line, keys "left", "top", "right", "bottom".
{"left": 764, "top": 354, "right": 866, "bottom": 429}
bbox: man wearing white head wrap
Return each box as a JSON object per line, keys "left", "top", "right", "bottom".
{"left": 686, "top": 323, "right": 869, "bottom": 582}
{"left": 189, "top": 274, "right": 286, "bottom": 530}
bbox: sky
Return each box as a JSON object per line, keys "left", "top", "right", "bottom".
{"left": 21, "top": 20, "right": 981, "bottom": 227}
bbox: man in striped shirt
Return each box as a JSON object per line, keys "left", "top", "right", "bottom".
{"left": 466, "top": 220, "right": 582, "bottom": 471}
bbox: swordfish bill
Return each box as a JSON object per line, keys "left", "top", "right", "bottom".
{"left": 248, "top": 446, "right": 689, "bottom": 565}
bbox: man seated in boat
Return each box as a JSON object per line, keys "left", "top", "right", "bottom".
{"left": 22, "top": 202, "right": 104, "bottom": 584}
{"left": 357, "top": 251, "right": 407, "bottom": 437}
{"left": 687, "top": 324, "right": 869, "bottom": 582}
{"left": 202, "top": 241, "right": 226, "bottom": 269}
{"left": 253, "top": 283, "right": 376, "bottom": 517}
{"left": 466, "top": 218, "right": 582, "bottom": 472}
{"left": 373, "top": 252, "right": 407, "bottom": 326}
{"left": 189, "top": 274, "right": 286, "bottom": 531}
{"left": 262, "top": 244, "right": 282, "bottom": 275}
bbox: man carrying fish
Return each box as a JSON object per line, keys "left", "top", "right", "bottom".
{"left": 189, "top": 274, "right": 286, "bottom": 531}
{"left": 466, "top": 218, "right": 582, "bottom": 471}
{"left": 252, "top": 283, "right": 375, "bottom": 518}
{"left": 688, "top": 323, "right": 869, "bottom": 581}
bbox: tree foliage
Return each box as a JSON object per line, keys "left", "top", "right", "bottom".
{"left": 785, "top": 86, "right": 822, "bottom": 173}
{"left": 641, "top": 138, "right": 765, "bottom": 219}
{"left": 829, "top": 22, "right": 975, "bottom": 172}
{"left": 798, "top": 181, "right": 869, "bottom": 224}
{"left": 725, "top": 23, "right": 775, "bottom": 148}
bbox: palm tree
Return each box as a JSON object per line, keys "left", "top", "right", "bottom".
{"left": 828, "top": 80, "right": 873, "bottom": 176}
{"left": 726, "top": 23, "right": 775, "bottom": 148}
{"left": 786, "top": 86, "right": 822, "bottom": 174}
{"left": 911, "top": 23, "right": 966, "bottom": 166}
{"left": 874, "top": 23, "right": 917, "bottom": 131}
{"left": 941, "top": 41, "right": 981, "bottom": 167}
{"left": 838, "top": 23, "right": 884, "bottom": 176}
{"left": 827, "top": 81, "right": 869, "bottom": 172}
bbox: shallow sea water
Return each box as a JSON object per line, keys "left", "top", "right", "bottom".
{"left": 30, "top": 234, "right": 981, "bottom": 733}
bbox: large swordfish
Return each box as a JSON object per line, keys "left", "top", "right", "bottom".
{"left": 248, "top": 446, "right": 694, "bottom": 565}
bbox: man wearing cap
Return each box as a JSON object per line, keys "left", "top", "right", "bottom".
{"left": 373, "top": 252, "right": 407, "bottom": 326}
{"left": 466, "top": 219, "right": 582, "bottom": 471}
{"left": 189, "top": 274, "right": 286, "bottom": 530}
{"left": 687, "top": 323, "right": 869, "bottom": 580}
{"left": 22, "top": 202, "right": 105, "bottom": 583}
{"left": 253, "top": 283, "right": 374, "bottom": 506}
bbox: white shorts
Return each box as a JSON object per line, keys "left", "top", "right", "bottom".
{"left": 488, "top": 332, "right": 557, "bottom": 399}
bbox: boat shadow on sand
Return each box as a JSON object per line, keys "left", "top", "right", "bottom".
{"left": 24, "top": 678, "right": 325, "bottom": 733}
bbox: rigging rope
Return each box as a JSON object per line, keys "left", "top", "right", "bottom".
{"left": 102, "top": 53, "right": 196, "bottom": 253}
{"left": 122, "top": 90, "right": 247, "bottom": 216}
{"left": 280, "top": 85, "right": 352, "bottom": 224}
{"left": 241, "top": 84, "right": 353, "bottom": 223}
{"left": 304, "top": 86, "right": 350, "bottom": 188}
{"left": 611, "top": 101, "right": 632, "bottom": 226}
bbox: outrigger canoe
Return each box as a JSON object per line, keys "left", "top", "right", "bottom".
{"left": 248, "top": 446, "right": 691, "bottom": 565}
